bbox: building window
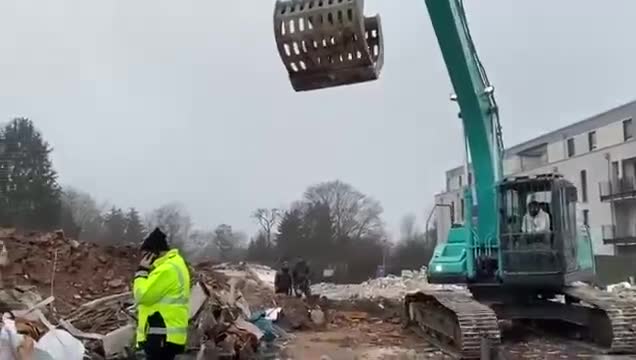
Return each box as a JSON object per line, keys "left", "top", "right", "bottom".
{"left": 582, "top": 209, "right": 589, "bottom": 227}
{"left": 459, "top": 175, "right": 463, "bottom": 188}
{"left": 623, "top": 118, "right": 633, "bottom": 141}
{"left": 567, "top": 138, "right": 575, "bottom": 157}
{"left": 460, "top": 198, "right": 465, "bottom": 221}
{"left": 468, "top": 172, "right": 472, "bottom": 185}
{"left": 588, "top": 131, "right": 597, "bottom": 151}
{"left": 580, "top": 170, "right": 588, "bottom": 202}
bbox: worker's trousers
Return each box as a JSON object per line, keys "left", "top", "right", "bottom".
{"left": 141, "top": 335, "right": 185, "bottom": 360}
{"left": 294, "top": 278, "right": 311, "bottom": 298}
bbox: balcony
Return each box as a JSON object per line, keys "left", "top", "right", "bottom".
{"left": 599, "top": 177, "right": 636, "bottom": 201}
{"left": 602, "top": 224, "right": 636, "bottom": 245}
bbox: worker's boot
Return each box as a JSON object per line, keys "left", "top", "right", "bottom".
{"left": 273, "top": 0, "right": 384, "bottom": 91}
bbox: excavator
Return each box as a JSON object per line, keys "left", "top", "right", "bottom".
{"left": 272, "top": 0, "right": 636, "bottom": 358}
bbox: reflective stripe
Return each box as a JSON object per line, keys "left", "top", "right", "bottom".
{"left": 158, "top": 296, "right": 188, "bottom": 305}
{"left": 135, "top": 270, "right": 148, "bottom": 278}
{"left": 147, "top": 327, "right": 188, "bottom": 335}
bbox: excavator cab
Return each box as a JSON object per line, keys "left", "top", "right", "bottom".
{"left": 273, "top": 0, "right": 384, "bottom": 91}
{"left": 428, "top": 174, "right": 595, "bottom": 288}
{"left": 498, "top": 174, "right": 594, "bottom": 288}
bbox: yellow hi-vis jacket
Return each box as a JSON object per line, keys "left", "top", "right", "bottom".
{"left": 133, "top": 249, "right": 190, "bottom": 346}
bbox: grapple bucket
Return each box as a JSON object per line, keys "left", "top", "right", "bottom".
{"left": 273, "top": 0, "right": 384, "bottom": 92}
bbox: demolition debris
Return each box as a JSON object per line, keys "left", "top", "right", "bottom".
{"left": 0, "top": 229, "right": 356, "bottom": 359}
{"left": 3, "top": 228, "right": 635, "bottom": 359}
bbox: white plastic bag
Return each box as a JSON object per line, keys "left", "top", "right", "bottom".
{"left": 0, "top": 315, "right": 23, "bottom": 360}
{"left": 35, "top": 330, "right": 84, "bottom": 360}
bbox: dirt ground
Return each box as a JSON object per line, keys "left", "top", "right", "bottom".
{"left": 279, "top": 323, "right": 442, "bottom": 360}
{"left": 275, "top": 299, "right": 618, "bottom": 360}
{"left": 276, "top": 299, "right": 446, "bottom": 360}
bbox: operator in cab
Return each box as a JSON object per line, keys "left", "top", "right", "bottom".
{"left": 522, "top": 200, "right": 551, "bottom": 233}
{"left": 133, "top": 228, "right": 190, "bottom": 360}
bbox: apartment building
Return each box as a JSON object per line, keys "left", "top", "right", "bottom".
{"left": 435, "top": 99, "right": 636, "bottom": 256}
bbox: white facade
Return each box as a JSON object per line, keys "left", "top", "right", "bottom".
{"left": 435, "top": 100, "right": 636, "bottom": 256}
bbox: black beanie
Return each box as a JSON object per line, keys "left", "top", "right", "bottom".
{"left": 140, "top": 227, "right": 169, "bottom": 253}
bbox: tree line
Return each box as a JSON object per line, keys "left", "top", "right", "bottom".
{"left": 0, "top": 118, "right": 438, "bottom": 281}
{"left": 245, "top": 181, "right": 437, "bottom": 283}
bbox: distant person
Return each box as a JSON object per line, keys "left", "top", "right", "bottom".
{"left": 274, "top": 261, "right": 293, "bottom": 295}
{"left": 522, "top": 201, "right": 551, "bottom": 233}
{"left": 292, "top": 258, "right": 311, "bottom": 298}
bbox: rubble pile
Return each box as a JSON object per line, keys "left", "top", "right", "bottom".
{"left": 0, "top": 251, "right": 302, "bottom": 359}
{"left": 0, "top": 228, "right": 138, "bottom": 314}
{"left": 311, "top": 268, "right": 467, "bottom": 300}
{"left": 607, "top": 281, "right": 636, "bottom": 300}
{"left": 209, "top": 262, "right": 277, "bottom": 311}
{"left": 1, "top": 232, "right": 453, "bottom": 359}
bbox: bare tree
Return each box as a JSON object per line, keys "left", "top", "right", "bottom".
{"left": 60, "top": 186, "right": 107, "bottom": 241}
{"left": 252, "top": 208, "right": 280, "bottom": 247}
{"left": 187, "top": 230, "right": 218, "bottom": 263}
{"left": 145, "top": 202, "right": 192, "bottom": 249}
{"left": 304, "top": 180, "right": 383, "bottom": 241}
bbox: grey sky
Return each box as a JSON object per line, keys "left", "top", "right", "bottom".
{"left": 0, "top": 1, "right": 634, "bottom": 237}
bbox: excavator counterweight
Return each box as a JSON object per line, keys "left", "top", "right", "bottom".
{"left": 273, "top": 0, "right": 384, "bottom": 91}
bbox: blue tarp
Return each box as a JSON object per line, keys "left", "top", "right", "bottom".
{"left": 249, "top": 311, "right": 277, "bottom": 342}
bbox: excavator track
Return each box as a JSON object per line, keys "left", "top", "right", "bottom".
{"left": 563, "top": 285, "right": 636, "bottom": 354}
{"left": 403, "top": 290, "right": 501, "bottom": 359}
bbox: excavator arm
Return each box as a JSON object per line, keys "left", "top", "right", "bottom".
{"left": 425, "top": 0, "right": 503, "bottom": 253}
{"left": 422, "top": 0, "right": 505, "bottom": 282}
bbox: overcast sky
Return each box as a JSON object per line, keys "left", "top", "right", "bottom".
{"left": 0, "top": 1, "right": 634, "bottom": 237}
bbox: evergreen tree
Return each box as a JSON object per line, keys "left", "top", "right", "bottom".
{"left": 246, "top": 231, "right": 272, "bottom": 263}
{"left": 301, "top": 201, "right": 334, "bottom": 264}
{"left": 124, "top": 207, "right": 144, "bottom": 244}
{"left": 104, "top": 207, "right": 126, "bottom": 244}
{"left": 275, "top": 209, "right": 304, "bottom": 260}
{"left": 0, "top": 118, "right": 62, "bottom": 229}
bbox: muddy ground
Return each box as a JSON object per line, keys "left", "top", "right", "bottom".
{"left": 275, "top": 298, "right": 616, "bottom": 360}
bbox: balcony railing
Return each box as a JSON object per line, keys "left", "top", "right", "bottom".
{"left": 602, "top": 224, "right": 636, "bottom": 245}
{"left": 599, "top": 177, "right": 636, "bottom": 201}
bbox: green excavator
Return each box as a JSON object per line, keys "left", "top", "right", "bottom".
{"left": 273, "top": 0, "right": 636, "bottom": 358}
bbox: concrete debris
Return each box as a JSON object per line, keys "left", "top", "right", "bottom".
{"left": 311, "top": 269, "right": 466, "bottom": 300}
{"left": 2, "top": 229, "right": 614, "bottom": 359}
{"left": 101, "top": 325, "right": 135, "bottom": 359}
{"left": 208, "top": 262, "right": 277, "bottom": 312}
{"left": 607, "top": 281, "right": 636, "bottom": 300}
{"left": 310, "top": 309, "right": 325, "bottom": 326}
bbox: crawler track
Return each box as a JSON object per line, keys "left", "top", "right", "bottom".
{"left": 403, "top": 290, "right": 500, "bottom": 359}
{"left": 403, "top": 285, "right": 636, "bottom": 359}
{"left": 564, "top": 285, "right": 636, "bottom": 353}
